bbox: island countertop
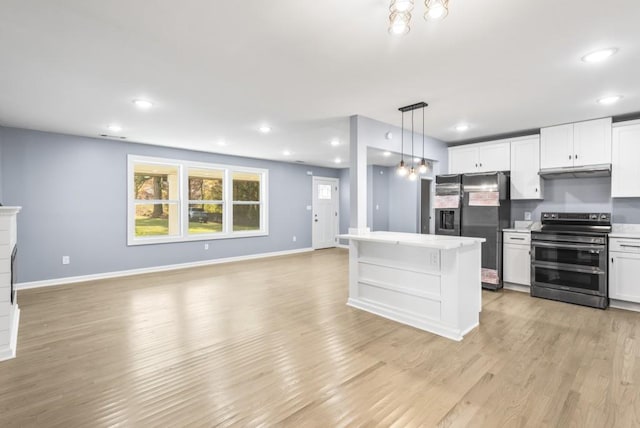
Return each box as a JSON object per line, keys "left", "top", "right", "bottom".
{"left": 338, "top": 231, "right": 485, "bottom": 250}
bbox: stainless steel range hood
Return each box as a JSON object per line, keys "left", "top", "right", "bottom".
{"left": 538, "top": 164, "right": 611, "bottom": 179}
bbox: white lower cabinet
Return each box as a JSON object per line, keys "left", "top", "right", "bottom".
{"left": 609, "top": 237, "right": 640, "bottom": 304}
{"left": 503, "top": 232, "right": 531, "bottom": 286}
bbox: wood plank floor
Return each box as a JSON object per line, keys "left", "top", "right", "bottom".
{"left": 1, "top": 248, "right": 639, "bottom": 427}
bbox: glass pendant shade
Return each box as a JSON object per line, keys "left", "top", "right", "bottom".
{"left": 388, "top": 12, "right": 411, "bottom": 35}
{"left": 419, "top": 159, "right": 428, "bottom": 174}
{"left": 424, "top": 0, "right": 449, "bottom": 21}
{"left": 408, "top": 167, "right": 417, "bottom": 181}
{"left": 390, "top": 0, "right": 414, "bottom": 13}
{"left": 397, "top": 160, "right": 408, "bottom": 176}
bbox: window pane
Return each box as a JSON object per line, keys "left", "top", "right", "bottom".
{"left": 188, "top": 169, "right": 223, "bottom": 201}
{"left": 134, "top": 164, "right": 179, "bottom": 200}
{"left": 135, "top": 203, "right": 180, "bottom": 236}
{"left": 232, "top": 172, "right": 261, "bottom": 202}
{"left": 189, "top": 203, "right": 223, "bottom": 234}
{"left": 233, "top": 204, "right": 260, "bottom": 231}
{"left": 318, "top": 184, "right": 332, "bottom": 200}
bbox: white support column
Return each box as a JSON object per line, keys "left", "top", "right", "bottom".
{"left": 349, "top": 115, "right": 369, "bottom": 234}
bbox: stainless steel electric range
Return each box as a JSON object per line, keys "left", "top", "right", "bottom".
{"left": 530, "top": 212, "right": 611, "bottom": 309}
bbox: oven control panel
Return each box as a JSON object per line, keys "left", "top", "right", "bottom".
{"left": 541, "top": 212, "right": 610, "bottom": 225}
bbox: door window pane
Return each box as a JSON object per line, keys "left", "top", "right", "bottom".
{"left": 318, "top": 184, "right": 332, "bottom": 200}
{"left": 189, "top": 203, "right": 223, "bottom": 234}
{"left": 135, "top": 203, "right": 180, "bottom": 236}
{"left": 233, "top": 204, "right": 260, "bottom": 231}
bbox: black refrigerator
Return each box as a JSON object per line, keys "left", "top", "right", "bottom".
{"left": 461, "top": 172, "right": 511, "bottom": 290}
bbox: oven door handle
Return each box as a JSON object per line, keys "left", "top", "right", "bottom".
{"left": 531, "top": 241, "right": 605, "bottom": 251}
{"left": 532, "top": 261, "right": 605, "bottom": 274}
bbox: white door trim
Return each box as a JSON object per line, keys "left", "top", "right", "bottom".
{"left": 312, "top": 176, "right": 340, "bottom": 249}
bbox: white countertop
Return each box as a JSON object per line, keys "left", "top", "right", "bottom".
{"left": 503, "top": 229, "right": 532, "bottom": 233}
{"left": 610, "top": 224, "right": 640, "bottom": 239}
{"left": 337, "top": 231, "right": 485, "bottom": 250}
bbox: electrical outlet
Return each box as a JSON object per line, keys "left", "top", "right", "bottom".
{"left": 524, "top": 211, "right": 532, "bottom": 221}
{"left": 292, "top": 235, "right": 297, "bottom": 242}
{"left": 62, "top": 256, "right": 70, "bottom": 265}
{"left": 204, "top": 243, "right": 209, "bottom": 250}
{"left": 306, "top": 205, "right": 312, "bottom": 210}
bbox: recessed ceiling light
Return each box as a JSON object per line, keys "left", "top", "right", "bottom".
{"left": 330, "top": 139, "right": 340, "bottom": 146}
{"left": 383, "top": 151, "right": 392, "bottom": 157}
{"left": 132, "top": 99, "right": 153, "bottom": 109}
{"left": 107, "top": 124, "right": 122, "bottom": 132}
{"left": 334, "top": 158, "right": 342, "bottom": 164}
{"left": 597, "top": 95, "right": 623, "bottom": 105}
{"left": 283, "top": 150, "right": 291, "bottom": 156}
{"left": 259, "top": 125, "right": 272, "bottom": 134}
{"left": 217, "top": 140, "right": 227, "bottom": 146}
{"left": 456, "top": 124, "right": 470, "bottom": 132}
{"left": 582, "top": 48, "right": 618, "bottom": 63}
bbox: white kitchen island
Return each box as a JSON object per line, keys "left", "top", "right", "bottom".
{"left": 339, "top": 231, "right": 485, "bottom": 341}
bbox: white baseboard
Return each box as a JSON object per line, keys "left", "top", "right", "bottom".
{"left": 16, "top": 247, "right": 314, "bottom": 291}
{"left": 610, "top": 299, "right": 640, "bottom": 313}
{"left": 336, "top": 244, "right": 349, "bottom": 249}
{"left": 503, "top": 283, "right": 530, "bottom": 294}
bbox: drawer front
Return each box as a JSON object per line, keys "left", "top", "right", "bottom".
{"left": 504, "top": 232, "right": 531, "bottom": 245}
{"left": 610, "top": 238, "right": 640, "bottom": 253}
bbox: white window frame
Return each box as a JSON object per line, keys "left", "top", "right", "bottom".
{"left": 128, "top": 155, "right": 269, "bottom": 246}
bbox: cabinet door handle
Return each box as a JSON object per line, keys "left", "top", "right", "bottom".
{"left": 575, "top": 154, "right": 578, "bottom": 159}
{"left": 475, "top": 163, "right": 478, "bottom": 168}
{"left": 479, "top": 163, "right": 483, "bottom": 167}
{"left": 569, "top": 155, "right": 572, "bottom": 159}
{"left": 620, "top": 244, "right": 640, "bottom": 248}
{"left": 611, "top": 257, "right": 614, "bottom": 263}
{"left": 510, "top": 237, "right": 526, "bottom": 241}
{"left": 535, "top": 188, "right": 538, "bottom": 192}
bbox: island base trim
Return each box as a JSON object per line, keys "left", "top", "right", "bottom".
{"left": 0, "top": 305, "right": 20, "bottom": 362}
{"left": 347, "top": 297, "right": 477, "bottom": 341}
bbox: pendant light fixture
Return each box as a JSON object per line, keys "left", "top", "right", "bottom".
{"left": 408, "top": 109, "right": 417, "bottom": 181}
{"left": 419, "top": 105, "right": 428, "bottom": 174}
{"left": 424, "top": 0, "right": 449, "bottom": 21}
{"left": 396, "top": 102, "right": 428, "bottom": 180}
{"left": 389, "top": 0, "right": 450, "bottom": 35}
{"left": 396, "top": 111, "right": 407, "bottom": 176}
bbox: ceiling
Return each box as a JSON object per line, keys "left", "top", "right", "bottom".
{"left": 1, "top": 0, "right": 639, "bottom": 168}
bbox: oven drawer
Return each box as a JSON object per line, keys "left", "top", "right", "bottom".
{"left": 504, "top": 232, "right": 530, "bottom": 245}
{"left": 610, "top": 237, "right": 640, "bottom": 254}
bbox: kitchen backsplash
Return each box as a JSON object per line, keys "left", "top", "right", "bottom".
{"left": 511, "top": 176, "right": 640, "bottom": 224}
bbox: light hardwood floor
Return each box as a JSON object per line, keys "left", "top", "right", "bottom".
{"left": 1, "top": 248, "right": 639, "bottom": 427}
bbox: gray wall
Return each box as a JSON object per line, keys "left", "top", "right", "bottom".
{"left": 0, "top": 126, "right": 340, "bottom": 283}
{"left": 511, "top": 176, "right": 640, "bottom": 224}
{"left": 339, "top": 168, "right": 350, "bottom": 235}
{"left": 0, "top": 132, "right": 3, "bottom": 203}
{"left": 388, "top": 167, "right": 420, "bottom": 233}
{"left": 370, "top": 166, "right": 389, "bottom": 231}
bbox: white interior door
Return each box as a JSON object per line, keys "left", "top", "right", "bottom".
{"left": 312, "top": 177, "right": 339, "bottom": 249}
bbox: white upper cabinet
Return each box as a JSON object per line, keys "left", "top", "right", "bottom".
{"left": 573, "top": 118, "right": 612, "bottom": 166}
{"left": 540, "top": 124, "right": 574, "bottom": 169}
{"left": 478, "top": 142, "right": 510, "bottom": 172}
{"left": 540, "top": 117, "right": 612, "bottom": 169}
{"left": 510, "top": 136, "right": 543, "bottom": 200}
{"left": 612, "top": 122, "right": 640, "bottom": 198}
{"left": 449, "top": 146, "right": 479, "bottom": 174}
{"left": 448, "top": 141, "right": 510, "bottom": 174}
